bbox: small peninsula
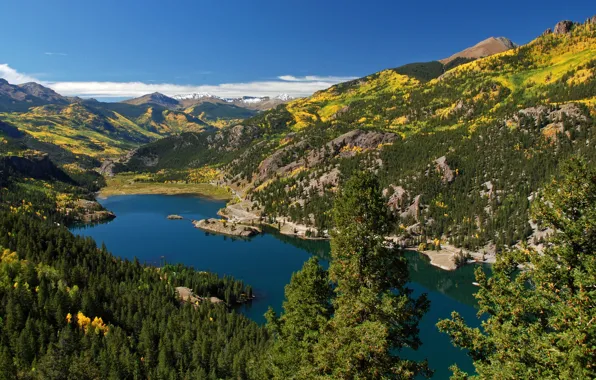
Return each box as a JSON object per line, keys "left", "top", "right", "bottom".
{"left": 193, "top": 218, "right": 261, "bottom": 238}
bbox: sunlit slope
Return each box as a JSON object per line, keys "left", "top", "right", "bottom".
{"left": 275, "top": 21, "right": 596, "bottom": 134}
{"left": 184, "top": 102, "right": 258, "bottom": 128}
{"left": 0, "top": 101, "right": 211, "bottom": 158}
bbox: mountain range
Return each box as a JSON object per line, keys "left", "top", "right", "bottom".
{"left": 122, "top": 91, "right": 292, "bottom": 110}
{"left": 2, "top": 16, "right": 596, "bottom": 254}
{"left": 0, "top": 81, "right": 295, "bottom": 162}
{"left": 0, "top": 30, "right": 520, "bottom": 165}
{"left": 118, "top": 17, "right": 596, "bottom": 253}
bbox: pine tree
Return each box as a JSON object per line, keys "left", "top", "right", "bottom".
{"left": 438, "top": 157, "right": 596, "bottom": 378}
{"left": 0, "top": 346, "right": 16, "bottom": 380}
{"left": 265, "top": 257, "right": 333, "bottom": 378}
{"left": 316, "top": 172, "right": 431, "bottom": 379}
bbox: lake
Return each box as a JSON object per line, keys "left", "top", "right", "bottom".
{"left": 71, "top": 194, "right": 488, "bottom": 379}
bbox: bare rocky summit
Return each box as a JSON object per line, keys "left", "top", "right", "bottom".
{"left": 440, "top": 37, "right": 516, "bottom": 65}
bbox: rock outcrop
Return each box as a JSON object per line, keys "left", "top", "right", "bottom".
{"left": 400, "top": 195, "right": 421, "bottom": 221}
{"left": 435, "top": 156, "right": 455, "bottom": 183}
{"left": 553, "top": 20, "right": 575, "bottom": 35}
{"left": 512, "top": 103, "right": 588, "bottom": 142}
{"left": 207, "top": 124, "right": 259, "bottom": 151}
{"left": 176, "top": 287, "right": 223, "bottom": 305}
{"left": 257, "top": 140, "right": 307, "bottom": 180}
{"left": 384, "top": 185, "right": 407, "bottom": 211}
{"left": 256, "top": 129, "right": 396, "bottom": 182}
{"left": 515, "top": 103, "right": 587, "bottom": 127}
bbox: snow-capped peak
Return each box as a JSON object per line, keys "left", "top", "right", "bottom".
{"left": 275, "top": 93, "right": 293, "bottom": 101}
{"left": 172, "top": 93, "right": 294, "bottom": 103}
{"left": 235, "top": 96, "right": 267, "bottom": 104}
{"left": 172, "top": 92, "right": 220, "bottom": 100}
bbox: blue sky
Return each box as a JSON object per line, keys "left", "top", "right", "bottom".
{"left": 0, "top": 0, "right": 593, "bottom": 99}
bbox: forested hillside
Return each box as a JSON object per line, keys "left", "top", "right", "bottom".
{"left": 0, "top": 155, "right": 270, "bottom": 379}
{"left": 121, "top": 18, "right": 596, "bottom": 253}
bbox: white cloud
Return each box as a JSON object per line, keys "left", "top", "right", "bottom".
{"left": 44, "top": 52, "right": 68, "bottom": 56}
{"left": 278, "top": 75, "right": 357, "bottom": 82}
{"left": 0, "top": 64, "right": 39, "bottom": 84}
{"left": 47, "top": 79, "right": 347, "bottom": 98}
{"left": 0, "top": 63, "right": 357, "bottom": 99}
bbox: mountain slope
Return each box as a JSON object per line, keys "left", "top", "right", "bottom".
{"left": 184, "top": 101, "right": 258, "bottom": 127}
{"left": 122, "top": 92, "right": 289, "bottom": 127}
{"left": 122, "top": 17, "right": 596, "bottom": 251}
{"left": 0, "top": 81, "right": 215, "bottom": 162}
{"left": 0, "top": 100, "right": 211, "bottom": 161}
{"left": 16, "top": 82, "right": 70, "bottom": 104}
{"left": 0, "top": 79, "right": 70, "bottom": 112}
{"left": 439, "top": 36, "right": 516, "bottom": 64}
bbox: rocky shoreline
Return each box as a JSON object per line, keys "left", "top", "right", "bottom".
{"left": 217, "top": 199, "right": 329, "bottom": 240}
{"left": 214, "top": 197, "right": 495, "bottom": 270}
{"left": 193, "top": 218, "right": 261, "bottom": 238}
{"left": 176, "top": 287, "right": 224, "bottom": 305}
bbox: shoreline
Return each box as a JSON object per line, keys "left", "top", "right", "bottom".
{"left": 98, "top": 190, "right": 231, "bottom": 200}
{"left": 417, "top": 245, "right": 496, "bottom": 271}
{"left": 95, "top": 180, "right": 493, "bottom": 272}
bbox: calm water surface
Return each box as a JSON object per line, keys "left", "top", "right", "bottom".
{"left": 72, "top": 194, "right": 488, "bottom": 379}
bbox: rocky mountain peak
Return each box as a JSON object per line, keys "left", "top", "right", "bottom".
{"left": 18, "top": 82, "right": 67, "bottom": 103}
{"left": 121, "top": 92, "right": 179, "bottom": 108}
{"left": 439, "top": 36, "right": 516, "bottom": 64}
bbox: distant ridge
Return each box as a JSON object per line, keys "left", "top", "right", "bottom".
{"left": 121, "top": 92, "right": 179, "bottom": 108}
{"left": 173, "top": 93, "right": 294, "bottom": 110}
{"left": 0, "top": 79, "right": 70, "bottom": 111}
{"left": 439, "top": 37, "right": 517, "bottom": 64}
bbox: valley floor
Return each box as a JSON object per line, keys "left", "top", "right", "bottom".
{"left": 99, "top": 174, "right": 232, "bottom": 199}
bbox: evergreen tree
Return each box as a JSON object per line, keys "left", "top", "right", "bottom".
{"left": 438, "top": 157, "right": 596, "bottom": 379}
{"left": 265, "top": 257, "right": 333, "bottom": 378}
{"left": 315, "top": 172, "right": 431, "bottom": 379}
{"left": 0, "top": 346, "right": 16, "bottom": 380}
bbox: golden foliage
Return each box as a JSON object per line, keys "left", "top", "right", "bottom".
{"left": 76, "top": 311, "right": 109, "bottom": 335}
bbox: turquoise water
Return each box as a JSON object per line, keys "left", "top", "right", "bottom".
{"left": 72, "top": 194, "right": 487, "bottom": 379}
